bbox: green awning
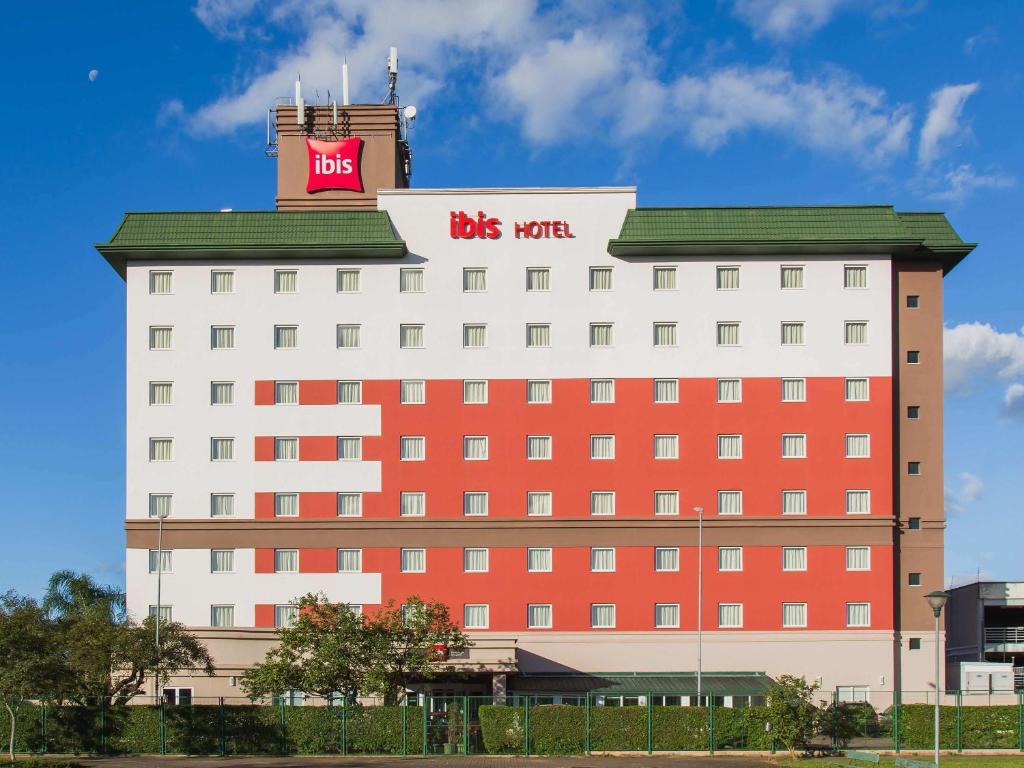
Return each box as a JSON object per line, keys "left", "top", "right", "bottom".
{"left": 509, "top": 672, "right": 774, "bottom": 696}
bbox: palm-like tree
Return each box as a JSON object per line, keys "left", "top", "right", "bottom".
{"left": 42, "top": 570, "right": 126, "bottom": 623}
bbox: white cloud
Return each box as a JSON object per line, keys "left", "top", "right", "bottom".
{"left": 918, "top": 82, "right": 979, "bottom": 167}
{"left": 945, "top": 472, "right": 983, "bottom": 516}
{"left": 193, "top": 0, "right": 263, "bottom": 40}
{"left": 944, "top": 322, "right": 1024, "bottom": 393}
{"left": 731, "top": 0, "right": 847, "bottom": 42}
{"left": 927, "top": 163, "right": 1015, "bottom": 203}
{"left": 1004, "top": 383, "right": 1024, "bottom": 421}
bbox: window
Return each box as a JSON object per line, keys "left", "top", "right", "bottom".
{"left": 527, "top": 436, "right": 552, "bottom": 460}
{"left": 275, "top": 381, "right": 298, "bottom": 405}
{"left": 149, "top": 606, "right": 172, "bottom": 623}
{"left": 845, "top": 265, "right": 868, "bottom": 289}
{"left": 717, "top": 266, "right": 740, "bottom": 290}
{"left": 275, "top": 437, "right": 298, "bottom": 461}
{"left": 654, "top": 379, "right": 678, "bottom": 403}
{"left": 528, "top": 604, "right": 552, "bottom": 628}
{"left": 463, "top": 436, "right": 488, "bottom": 460}
{"left": 149, "top": 382, "right": 172, "bottom": 405}
{"left": 400, "top": 548, "right": 426, "bottom": 572}
{"left": 654, "top": 491, "right": 679, "bottom": 516}
{"left": 210, "top": 494, "right": 234, "bottom": 517}
{"left": 463, "top": 604, "right": 489, "bottom": 629}
{"left": 717, "top": 434, "right": 742, "bottom": 459}
{"left": 846, "top": 603, "right": 871, "bottom": 627}
{"left": 149, "top": 438, "right": 172, "bottom": 462}
{"left": 909, "top": 637, "right": 922, "bottom": 650}
{"left": 655, "top": 547, "right": 679, "bottom": 571}
{"left": 782, "top": 378, "right": 805, "bottom": 402}
{"left": 908, "top": 517, "right": 921, "bottom": 529}
{"left": 148, "top": 494, "right": 172, "bottom": 518}
{"left": 781, "top": 265, "right": 804, "bottom": 289}
{"left": 211, "top": 381, "right": 234, "bottom": 405}
{"left": 655, "top": 604, "right": 680, "bottom": 628}
{"left": 527, "top": 491, "right": 552, "bottom": 516}
{"left": 718, "top": 547, "right": 743, "bottom": 571}
{"left": 590, "top": 491, "right": 615, "bottom": 516}
{"left": 463, "top": 380, "right": 487, "bottom": 404}
{"left": 149, "top": 326, "right": 173, "bottom": 350}
{"left": 400, "top": 380, "right": 425, "bottom": 404}
{"left": 908, "top": 572, "right": 921, "bottom": 586}
{"left": 400, "top": 492, "right": 426, "bottom": 517}
{"left": 907, "top": 294, "right": 920, "bottom": 308}
{"left": 211, "top": 270, "right": 234, "bottom": 294}
{"left": 211, "top": 326, "right": 234, "bottom": 350}
{"left": 527, "top": 548, "right": 552, "bottom": 572}
{"left": 908, "top": 461, "right": 921, "bottom": 476}
{"left": 464, "top": 548, "right": 489, "bottom": 573}
{"left": 211, "top": 549, "right": 234, "bottom": 573}
{"left": 589, "top": 267, "right": 613, "bottom": 291}
{"left": 718, "top": 490, "right": 743, "bottom": 515}
{"left": 274, "top": 270, "right": 297, "bottom": 293}
{"left": 717, "top": 378, "right": 741, "bottom": 402}
{"left": 463, "top": 268, "right": 487, "bottom": 292}
{"left": 399, "top": 268, "right": 424, "bottom": 293}
{"left": 337, "top": 493, "right": 362, "bottom": 517}
{"left": 590, "top": 435, "right": 615, "bottom": 459}
{"left": 527, "top": 380, "right": 551, "bottom": 403}
{"left": 274, "top": 493, "right": 298, "bottom": 517}
{"left": 274, "top": 325, "right": 297, "bottom": 349}
{"left": 526, "top": 268, "right": 550, "bottom": 291}
{"left": 846, "top": 546, "right": 871, "bottom": 571}
{"left": 782, "top": 434, "right": 806, "bottom": 458}
{"left": 337, "top": 268, "right": 360, "bottom": 292}
{"left": 782, "top": 547, "right": 807, "bottom": 571}
{"left": 717, "top": 322, "right": 740, "bottom": 346}
{"left": 783, "top": 603, "right": 807, "bottom": 628}
{"left": 845, "top": 321, "right": 868, "bottom": 345}
{"left": 338, "top": 437, "right": 362, "bottom": 460}
{"left": 211, "top": 606, "right": 235, "bottom": 628}
{"left": 781, "top": 322, "right": 804, "bottom": 345}
{"left": 845, "top": 378, "right": 869, "bottom": 401}
{"left": 654, "top": 434, "right": 679, "bottom": 459}
{"left": 337, "top": 324, "right": 361, "bottom": 349}
{"left": 275, "top": 605, "right": 297, "bottom": 628}
{"left": 589, "top": 379, "right": 615, "bottom": 403}
{"left": 718, "top": 604, "right": 743, "bottom": 628}
{"left": 526, "top": 324, "right": 550, "bottom": 348}
{"left": 782, "top": 490, "right": 807, "bottom": 516}
{"left": 590, "top": 604, "right": 615, "bottom": 628}
{"left": 149, "top": 271, "right": 173, "bottom": 294}
{"left": 591, "top": 548, "right": 615, "bottom": 572}
{"left": 148, "top": 549, "right": 172, "bottom": 573}
{"left": 401, "top": 436, "right": 425, "bottom": 461}
{"left": 463, "top": 324, "right": 487, "bottom": 348}
{"left": 400, "top": 324, "right": 424, "bottom": 349}
{"left": 338, "top": 381, "right": 361, "bottom": 404}
{"left": 845, "top": 434, "right": 870, "bottom": 458}
{"left": 590, "top": 323, "right": 614, "bottom": 347}
{"left": 274, "top": 549, "right": 298, "bottom": 573}
{"left": 846, "top": 490, "right": 870, "bottom": 515}
{"left": 653, "top": 322, "right": 677, "bottom": 347}
{"left": 907, "top": 405, "right": 920, "bottom": 419}
{"left": 907, "top": 350, "right": 920, "bottom": 364}
{"left": 463, "top": 492, "right": 488, "bottom": 517}
{"left": 653, "top": 266, "right": 677, "bottom": 290}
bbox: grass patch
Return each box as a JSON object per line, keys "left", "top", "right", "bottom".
{"left": 772, "top": 756, "right": 1024, "bottom": 768}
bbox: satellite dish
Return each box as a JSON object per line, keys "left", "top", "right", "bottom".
{"left": 403, "top": 105, "right": 417, "bottom": 120}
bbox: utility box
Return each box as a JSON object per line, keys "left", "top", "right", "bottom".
{"left": 960, "top": 661, "right": 1015, "bottom": 692}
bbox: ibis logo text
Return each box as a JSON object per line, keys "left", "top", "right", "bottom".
{"left": 306, "top": 137, "right": 364, "bottom": 194}
{"left": 449, "top": 210, "right": 575, "bottom": 240}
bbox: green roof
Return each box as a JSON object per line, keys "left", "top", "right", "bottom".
{"left": 509, "top": 672, "right": 774, "bottom": 696}
{"left": 96, "top": 210, "right": 407, "bottom": 275}
{"left": 608, "top": 206, "right": 974, "bottom": 272}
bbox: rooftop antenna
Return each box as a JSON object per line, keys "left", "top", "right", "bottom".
{"left": 342, "top": 58, "right": 351, "bottom": 106}
{"left": 294, "top": 74, "right": 305, "bottom": 126}
{"left": 386, "top": 46, "right": 399, "bottom": 104}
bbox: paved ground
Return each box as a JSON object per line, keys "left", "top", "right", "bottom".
{"left": 68, "top": 755, "right": 775, "bottom": 768}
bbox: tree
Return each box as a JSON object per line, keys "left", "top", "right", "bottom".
{"left": 0, "top": 592, "right": 64, "bottom": 761}
{"left": 361, "top": 597, "right": 470, "bottom": 705}
{"left": 241, "top": 594, "right": 365, "bottom": 703}
{"left": 764, "top": 674, "right": 823, "bottom": 756}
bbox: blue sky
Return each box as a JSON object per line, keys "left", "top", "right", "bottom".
{"left": 1, "top": 1, "right": 1021, "bottom": 597}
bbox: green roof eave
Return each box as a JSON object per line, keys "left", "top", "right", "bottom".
{"left": 606, "top": 237, "right": 924, "bottom": 258}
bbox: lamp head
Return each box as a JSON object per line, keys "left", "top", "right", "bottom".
{"left": 693, "top": 506, "right": 703, "bottom": 515}
{"left": 156, "top": 508, "right": 171, "bottom": 520}
{"left": 924, "top": 590, "right": 948, "bottom": 617}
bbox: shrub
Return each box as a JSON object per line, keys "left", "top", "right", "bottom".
{"left": 589, "top": 706, "right": 646, "bottom": 751}
{"left": 528, "top": 705, "right": 585, "bottom": 754}
{"left": 478, "top": 705, "right": 523, "bottom": 754}
{"left": 652, "top": 707, "right": 708, "bottom": 750}
{"left": 894, "top": 703, "right": 1018, "bottom": 750}
{"left": 714, "top": 707, "right": 774, "bottom": 750}
{"left": 347, "top": 705, "right": 423, "bottom": 754}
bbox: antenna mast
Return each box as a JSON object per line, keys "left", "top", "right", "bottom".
{"left": 386, "top": 46, "right": 399, "bottom": 104}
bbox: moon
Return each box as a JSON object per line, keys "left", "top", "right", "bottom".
{"left": 88, "top": 69, "right": 99, "bottom": 82}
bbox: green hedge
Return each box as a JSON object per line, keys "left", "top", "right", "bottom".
{"left": 895, "top": 703, "right": 1020, "bottom": 750}
{"left": 528, "top": 705, "right": 586, "bottom": 754}
{"left": 478, "top": 705, "right": 523, "bottom": 754}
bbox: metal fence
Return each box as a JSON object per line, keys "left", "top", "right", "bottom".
{"left": 3, "top": 691, "right": 1023, "bottom": 756}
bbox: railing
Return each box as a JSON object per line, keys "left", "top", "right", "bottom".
{"left": 1016, "top": 667, "right": 1024, "bottom": 689}
{"left": 984, "top": 627, "right": 1024, "bottom": 644}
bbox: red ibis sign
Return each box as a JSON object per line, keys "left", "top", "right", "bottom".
{"left": 306, "top": 137, "right": 364, "bottom": 193}
{"left": 449, "top": 210, "right": 575, "bottom": 240}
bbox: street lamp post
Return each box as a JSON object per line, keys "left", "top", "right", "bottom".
{"left": 925, "top": 591, "right": 949, "bottom": 767}
{"left": 694, "top": 506, "right": 704, "bottom": 705}
{"left": 154, "top": 506, "right": 170, "bottom": 703}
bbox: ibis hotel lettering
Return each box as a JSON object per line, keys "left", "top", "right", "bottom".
{"left": 306, "top": 137, "right": 364, "bottom": 193}
{"left": 449, "top": 210, "right": 575, "bottom": 240}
